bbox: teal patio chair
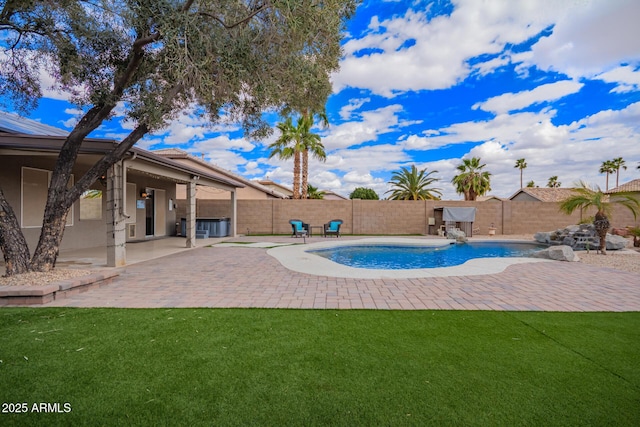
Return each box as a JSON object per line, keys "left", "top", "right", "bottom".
{"left": 289, "top": 219, "right": 309, "bottom": 238}
{"left": 323, "top": 219, "right": 343, "bottom": 237}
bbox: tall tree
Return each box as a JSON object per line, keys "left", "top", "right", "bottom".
{"left": 268, "top": 117, "right": 304, "bottom": 199}
{"left": 559, "top": 181, "right": 639, "bottom": 254}
{"left": 386, "top": 165, "right": 442, "bottom": 200}
{"left": 599, "top": 160, "right": 615, "bottom": 191}
{"left": 268, "top": 113, "right": 326, "bottom": 199}
{"left": 349, "top": 187, "right": 379, "bottom": 200}
{"left": 451, "top": 157, "right": 491, "bottom": 201}
{"left": 547, "top": 176, "right": 561, "bottom": 188}
{"left": 299, "top": 111, "right": 328, "bottom": 200}
{"left": 0, "top": 0, "right": 357, "bottom": 275}
{"left": 514, "top": 158, "right": 527, "bottom": 189}
{"left": 611, "top": 157, "right": 627, "bottom": 188}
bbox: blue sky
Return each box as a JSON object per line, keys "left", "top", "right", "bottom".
{"left": 9, "top": 0, "right": 640, "bottom": 199}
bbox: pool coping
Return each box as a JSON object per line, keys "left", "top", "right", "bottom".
{"left": 266, "top": 237, "right": 551, "bottom": 279}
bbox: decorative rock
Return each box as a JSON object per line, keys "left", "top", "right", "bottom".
{"left": 534, "top": 232, "right": 551, "bottom": 244}
{"left": 447, "top": 229, "right": 466, "bottom": 240}
{"left": 531, "top": 245, "right": 580, "bottom": 262}
{"left": 606, "top": 234, "right": 629, "bottom": 250}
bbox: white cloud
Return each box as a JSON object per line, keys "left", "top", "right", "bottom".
{"left": 425, "top": 101, "right": 640, "bottom": 199}
{"left": 333, "top": 1, "right": 562, "bottom": 96}
{"left": 322, "top": 104, "right": 420, "bottom": 150}
{"left": 473, "top": 80, "right": 584, "bottom": 114}
{"left": 338, "top": 97, "right": 371, "bottom": 120}
{"left": 526, "top": 0, "right": 640, "bottom": 78}
{"left": 594, "top": 65, "right": 640, "bottom": 93}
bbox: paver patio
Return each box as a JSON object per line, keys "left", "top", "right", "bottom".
{"left": 43, "top": 237, "right": 640, "bottom": 311}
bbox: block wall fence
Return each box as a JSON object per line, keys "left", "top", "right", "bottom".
{"left": 177, "top": 199, "right": 639, "bottom": 236}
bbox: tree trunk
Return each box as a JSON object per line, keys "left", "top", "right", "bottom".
{"left": 593, "top": 212, "right": 610, "bottom": 255}
{"left": 292, "top": 150, "right": 301, "bottom": 199}
{"left": 301, "top": 149, "right": 309, "bottom": 199}
{"left": 520, "top": 169, "right": 523, "bottom": 189}
{"left": 0, "top": 188, "right": 32, "bottom": 275}
{"left": 30, "top": 205, "right": 71, "bottom": 272}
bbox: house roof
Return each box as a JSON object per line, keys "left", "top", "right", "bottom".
{"left": 508, "top": 187, "right": 576, "bottom": 202}
{"left": 321, "top": 190, "right": 349, "bottom": 200}
{"left": 476, "top": 195, "right": 503, "bottom": 202}
{"left": 0, "top": 114, "right": 243, "bottom": 189}
{"left": 0, "top": 111, "right": 69, "bottom": 136}
{"left": 153, "top": 148, "right": 286, "bottom": 198}
{"left": 258, "top": 180, "right": 293, "bottom": 195}
{"left": 607, "top": 179, "right": 640, "bottom": 193}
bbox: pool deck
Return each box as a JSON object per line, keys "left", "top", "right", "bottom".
{"left": 26, "top": 235, "right": 640, "bottom": 311}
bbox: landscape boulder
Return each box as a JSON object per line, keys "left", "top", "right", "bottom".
{"left": 447, "top": 229, "right": 466, "bottom": 241}
{"left": 533, "top": 231, "right": 551, "bottom": 244}
{"left": 535, "top": 224, "right": 632, "bottom": 251}
{"left": 531, "top": 245, "right": 580, "bottom": 262}
{"left": 606, "top": 234, "right": 629, "bottom": 250}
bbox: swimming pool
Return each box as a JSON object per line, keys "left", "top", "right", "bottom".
{"left": 307, "top": 242, "right": 547, "bottom": 269}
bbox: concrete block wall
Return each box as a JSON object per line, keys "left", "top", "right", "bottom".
{"left": 179, "top": 198, "right": 640, "bottom": 236}
{"left": 353, "top": 200, "right": 426, "bottom": 235}
{"left": 239, "top": 200, "right": 274, "bottom": 235}
{"left": 508, "top": 201, "right": 583, "bottom": 234}
{"left": 273, "top": 200, "right": 353, "bottom": 234}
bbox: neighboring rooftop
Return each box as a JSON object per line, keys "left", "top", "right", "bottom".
{"left": 154, "top": 148, "right": 285, "bottom": 198}
{"left": 0, "top": 110, "right": 69, "bottom": 136}
{"left": 258, "top": 180, "right": 293, "bottom": 197}
{"left": 607, "top": 179, "right": 640, "bottom": 194}
{"left": 508, "top": 187, "right": 576, "bottom": 202}
{"left": 476, "top": 195, "right": 503, "bottom": 202}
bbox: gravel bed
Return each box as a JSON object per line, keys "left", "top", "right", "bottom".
{"left": 0, "top": 269, "right": 93, "bottom": 287}
{"left": 577, "top": 250, "right": 640, "bottom": 274}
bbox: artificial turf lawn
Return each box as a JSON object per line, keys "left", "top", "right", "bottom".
{"left": 0, "top": 308, "right": 638, "bottom": 426}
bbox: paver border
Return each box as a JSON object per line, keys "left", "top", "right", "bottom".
{"left": 0, "top": 271, "right": 120, "bottom": 306}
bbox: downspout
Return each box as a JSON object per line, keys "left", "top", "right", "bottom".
{"left": 120, "top": 152, "right": 137, "bottom": 220}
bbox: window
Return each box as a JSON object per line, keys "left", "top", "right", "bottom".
{"left": 80, "top": 190, "right": 103, "bottom": 220}
{"left": 21, "top": 167, "right": 49, "bottom": 228}
{"left": 21, "top": 167, "right": 74, "bottom": 228}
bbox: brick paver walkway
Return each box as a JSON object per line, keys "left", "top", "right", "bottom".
{"left": 46, "top": 244, "right": 640, "bottom": 311}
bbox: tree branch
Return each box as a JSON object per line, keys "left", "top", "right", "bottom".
{"left": 198, "top": 2, "right": 270, "bottom": 29}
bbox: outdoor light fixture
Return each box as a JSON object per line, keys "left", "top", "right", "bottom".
{"left": 140, "top": 190, "right": 149, "bottom": 199}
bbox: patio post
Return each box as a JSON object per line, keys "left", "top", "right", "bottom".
{"left": 230, "top": 190, "right": 237, "bottom": 237}
{"left": 186, "top": 180, "right": 197, "bottom": 248}
{"left": 106, "top": 163, "right": 127, "bottom": 267}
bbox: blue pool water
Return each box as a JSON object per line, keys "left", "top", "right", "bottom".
{"left": 308, "top": 242, "right": 547, "bottom": 269}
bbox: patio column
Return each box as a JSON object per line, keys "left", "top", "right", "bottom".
{"left": 106, "top": 163, "right": 126, "bottom": 267}
{"left": 186, "top": 180, "right": 197, "bottom": 248}
{"left": 230, "top": 190, "right": 237, "bottom": 237}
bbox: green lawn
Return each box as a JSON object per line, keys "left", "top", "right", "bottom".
{"left": 1, "top": 308, "right": 638, "bottom": 426}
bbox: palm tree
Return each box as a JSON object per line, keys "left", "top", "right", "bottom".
{"left": 268, "top": 117, "right": 304, "bottom": 199}
{"left": 268, "top": 113, "right": 326, "bottom": 199}
{"left": 514, "top": 158, "right": 527, "bottom": 189}
{"left": 611, "top": 157, "right": 627, "bottom": 188}
{"left": 451, "top": 157, "right": 491, "bottom": 201}
{"left": 299, "top": 111, "right": 328, "bottom": 199}
{"left": 306, "top": 184, "right": 324, "bottom": 199}
{"left": 559, "top": 181, "right": 639, "bottom": 254}
{"left": 386, "top": 165, "right": 442, "bottom": 200}
{"left": 599, "top": 160, "right": 615, "bottom": 191}
{"left": 526, "top": 180, "right": 536, "bottom": 188}
{"left": 547, "top": 176, "right": 560, "bottom": 188}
